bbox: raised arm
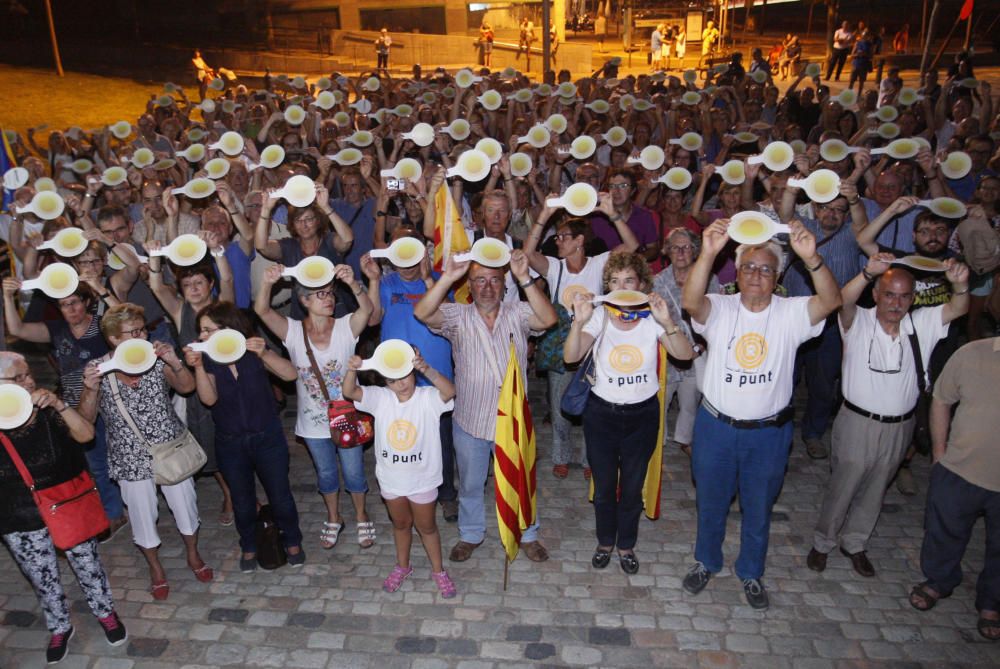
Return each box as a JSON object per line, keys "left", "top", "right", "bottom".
{"left": 2, "top": 279, "right": 50, "bottom": 342}
{"left": 855, "top": 195, "right": 919, "bottom": 255}
{"left": 254, "top": 192, "right": 283, "bottom": 261}
{"left": 145, "top": 241, "right": 184, "bottom": 325}
{"left": 941, "top": 259, "right": 970, "bottom": 324}
{"left": 414, "top": 349, "right": 455, "bottom": 402}
{"left": 787, "top": 219, "right": 843, "bottom": 325}
{"left": 563, "top": 291, "right": 596, "bottom": 364}
{"left": 840, "top": 252, "right": 894, "bottom": 330}
{"left": 414, "top": 258, "right": 469, "bottom": 330}
{"left": 649, "top": 292, "right": 694, "bottom": 360}
{"left": 254, "top": 264, "right": 290, "bottom": 341}
{"left": 510, "top": 250, "right": 557, "bottom": 330}
{"left": 682, "top": 218, "right": 729, "bottom": 324}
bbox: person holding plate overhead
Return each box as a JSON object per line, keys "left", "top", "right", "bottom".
{"left": 563, "top": 252, "right": 693, "bottom": 574}
{"left": 808, "top": 253, "right": 968, "bottom": 578}
{"left": 78, "top": 304, "right": 213, "bottom": 602}
{"left": 523, "top": 197, "right": 640, "bottom": 481}
{"left": 681, "top": 218, "right": 842, "bottom": 610}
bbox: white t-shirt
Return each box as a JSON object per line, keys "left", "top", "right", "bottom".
{"left": 354, "top": 385, "right": 453, "bottom": 496}
{"left": 694, "top": 293, "right": 822, "bottom": 419}
{"left": 583, "top": 307, "right": 665, "bottom": 404}
{"left": 545, "top": 252, "right": 609, "bottom": 309}
{"left": 284, "top": 316, "right": 358, "bottom": 438}
{"left": 840, "top": 305, "right": 948, "bottom": 416}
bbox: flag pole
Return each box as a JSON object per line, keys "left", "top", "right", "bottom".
{"left": 503, "top": 557, "right": 510, "bottom": 591}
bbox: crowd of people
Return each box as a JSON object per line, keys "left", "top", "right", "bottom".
{"left": 1, "top": 37, "right": 999, "bottom": 664}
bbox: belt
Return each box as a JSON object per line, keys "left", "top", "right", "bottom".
{"left": 588, "top": 392, "right": 658, "bottom": 412}
{"left": 843, "top": 400, "right": 915, "bottom": 424}
{"left": 701, "top": 399, "right": 794, "bottom": 429}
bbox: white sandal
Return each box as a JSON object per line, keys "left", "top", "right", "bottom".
{"left": 320, "top": 521, "right": 343, "bottom": 549}
{"left": 357, "top": 521, "right": 376, "bottom": 549}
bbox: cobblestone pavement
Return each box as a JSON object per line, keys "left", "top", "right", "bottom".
{"left": 0, "top": 359, "right": 996, "bottom": 668}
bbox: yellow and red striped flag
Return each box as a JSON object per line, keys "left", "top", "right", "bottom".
{"left": 494, "top": 341, "right": 537, "bottom": 562}
{"left": 587, "top": 344, "right": 667, "bottom": 519}
{"left": 431, "top": 180, "right": 473, "bottom": 304}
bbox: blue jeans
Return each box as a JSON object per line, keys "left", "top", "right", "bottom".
{"left": 583, "top": 394, "right": 658, "bottom": 550}
{"left": 85, "top": 415, "right": 123, "bottom": 520}
{"left": 216, "top": 420, "right": 303, "bottom": 554}
{"left": 692, "top": 406, "right": 793, "bottom": 580}
{"left": 302, "top": 436, "right": 368, "bottom": 495}
{"left": 794, "top": 317, "right": 842, "bottom": 441}
{"left": 438, "top": 412, "right": 457, "bottom": 502}
{"left": 920, "top": 464, "right": 1000, "bottom": 613}
{"left": 453, "top": 421, "right": 539, "bottom": 544}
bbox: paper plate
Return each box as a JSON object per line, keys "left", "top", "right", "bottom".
{"left": 474, "top": 138, "right": 503, "bottom": 165}
{"left": 719, "top": 160, "right": 746, "bottom": 185}
{"left": 593, "top": 290, "right": 649, "bottom": 307}
{"left": 453, "top": 237, "right": 511, "bottom": 268}
{"left": 919, "top": 197, "right": 967, "bottom": 219}
{"left": 603, "top": 126, "right": 629, "bottom": 147}
{"left": 894, "top": 255, "right": 946, "bottom": 272}
{"left": 586, "top": 99, "right": 610, "bottom": 114}
{"left": 189, "top": 329, "right": 247, "bottom": 364}
{"left": 545, "top": 113, "right": 568, "bottom": 135}
{"left": 38, "top": 227, "right": 88, "bottom": 257}
{"left": 101, "top": 166, "right": 128, "bottom": 187}
{"left": 658, "top": 167, "right": 692, "bottom": 190}
{"left": 204, "top": 157, "right": 231, "bottom": 179}
{"left": 670, "top": 132, "right": 703, "bottom": 152}
{"left": 446, "top": 149, "right": 491, "bottom": 182}
{"left": 939, "top": 152, "right": 972, "bottom": 180}
{"left": 871, "top": 138, "right": 919, "bottom": 159}
{"left": 569, "top": 135, "right": 597, "bottom": 160}
{"left": 97, "top": 339, "right": 156, "bottom": 376}
{"left": 70, "top": 159, "right": 93, "bottom": 174}
{"left": 21, "top": 262, "right": 79, "bottom": 298}
{"left": 179, "top": 143, "right": 206, "bottom": 162}
{"left": 787, "top": 169, "right": 841, "bottom": 203}
{"left": 442, "top": 119, "right": 471, "bottom": 141}
{"left": 360, "top": 339, "right": 416, "bottom": 379}
{"left": 0, "top": 384, "right": 33, "bottom": 429}
{"left": 546, "top": 183, "right": 598, "bottom": 217}
{"left": 130, "top": 147, "right": 155, "bottom": 168}
{"left": 329, "top": 148, "right": 363, "bottom": 165}
{"left": 3, "top": 166, "right": 29, "bottom": 190}
{"left": 283, "top": 256, "right": 335, "bottom": 288}
{"left": 509, "top": 152, "right": 533, "bottom": 177}
{"left": 728, "top": 211, "right": 789, "bottom": 245}
{"left": 109, "top": 121, "right": 132, "bottom": 140}
{"left": 368, "top": 237, "right": 426, "bottom": 268}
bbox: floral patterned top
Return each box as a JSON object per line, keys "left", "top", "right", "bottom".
{"left": 283, "top": 316, "right": 358, "bottom": 439}
{"left": 97, "top": 358, "right": 186, "bottom": 482}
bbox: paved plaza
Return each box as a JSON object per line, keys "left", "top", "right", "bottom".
{"left": 0, "top": 359, "right": 996, "bottom": 668}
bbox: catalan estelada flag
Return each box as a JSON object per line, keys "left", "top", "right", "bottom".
{"left": 494, "top": 341, "right": 537, "bottom": 562}
{"left": 431, "top": 181, "right": 473, "bottom": 304}
{"left": 0, "top": 124, "right": 16, "bottom": 214}
{"left": 588, "top": 345, "right": 667, "bottom": 520}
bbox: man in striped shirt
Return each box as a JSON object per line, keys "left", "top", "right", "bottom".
{"left": 415, "top": 250, "right": 557, "bottom": 563}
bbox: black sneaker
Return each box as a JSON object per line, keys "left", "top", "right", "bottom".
{"left": 98, "top": 612, "right": 127, "bottom": 646}
{"left": 682, "top": 562, "right": 712, "bottom": 595}
{"left": 287, "top": 547, "right": 306, "bottom": 568}
{"left": 46, "top": 626, "right": 74, "bottom": 664}
{"left": 239, "top": 556, "right": 258, "bottom": 573}
{"left": 591, "top": 548, "right": 611, "bottom": 569}
{"left": 742, "top": 578, "right": 770, "bottom": 610}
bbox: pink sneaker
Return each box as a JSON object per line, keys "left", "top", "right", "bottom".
{"left": 432, "top": 570, "right": 457, "bottom": 599}
{"left": 382, "top": 565, "right": 413, "bottom": 593}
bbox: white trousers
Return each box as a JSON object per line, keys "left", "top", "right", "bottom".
{"left": 119, "top": 477, "right": 200, "bottom": 549}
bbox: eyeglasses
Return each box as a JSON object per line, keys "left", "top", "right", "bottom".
{"left": 868, "top": 333, "right": 903, "bottom": 374}
{"left": 58, "top": 298, "right": 84, "bottom": 309}
{"left": 0, "top": 373, "right": 31, "bottom": 383}
{"left": 554, "top": 232, "right": 578, "bottom": 241}
{"left": 306, "top": 290, "right": 334, "bottom": 300}
{"left": 668, "top": 244, "right": 694, "bottom": 253}
{"left": 119, "top": 326, "right": 148, "bottom": 339}
{"left": 820, "top": 204, "right": 848, "bottom": 215}
{"left": 199, "top": 326, "right": 220, "bottom": 335}
{"left": 608, "top": 182, "right": 631, "bottom": 190}
{"left": 738, "top": 262, "right": 777, "bottom": 278}
{"left": 470, "top": 276, "right": 504, "bottom": 287}
{"left": 76, "top": 258, "right": 103, "bottom": 267}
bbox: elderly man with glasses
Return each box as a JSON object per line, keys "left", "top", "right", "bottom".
{"left": 808, "top": 253, "right": 968, "bottom": 577}
{"left": 681, "top": 217, "right": 842, "bottom": 610}
{"left": 779, "top": 183, "right": 868, "bottom": 459}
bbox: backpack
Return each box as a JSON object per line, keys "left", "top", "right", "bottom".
{"left": 957, "top": 213, "right": 1000, "bottom": 275}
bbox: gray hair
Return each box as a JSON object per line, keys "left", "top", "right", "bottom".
{"left": 666, "top": 227, "right": 701, "bottom": 258}
{"left": 0, "top": 352, "right": 27, "bottom": 379}
{"left": 735, "top": 240, "right": 786, "bottom": 275}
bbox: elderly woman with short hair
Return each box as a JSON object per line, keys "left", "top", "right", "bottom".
{"left": 79, "top": 303, "right": 212, "bottom": 601}
{"left": 652, "top": 228, "right": 721, "bottom": 456}
{"left": 0, "top": 352, "right": 126, "bottom": 664}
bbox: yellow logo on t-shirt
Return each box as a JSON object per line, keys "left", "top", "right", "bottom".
{"left": 386, "top": 419, "right": 418, "bottom": 451}
{"left": 733, "top": 332, "right": 768, "bottom": 370}
{"left": 608, "top": 344, "right": 643, "bottom": 373}
{"left": 561, "top": 284, "right": 588, "bottom": 309}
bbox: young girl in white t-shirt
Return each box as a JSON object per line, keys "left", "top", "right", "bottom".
{"left": 342, "top": 349, "right": 457, "bottom": 598}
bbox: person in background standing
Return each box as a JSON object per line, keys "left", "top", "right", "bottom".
{"left": 893, "top": 24, "right": 910, "bottom": 55}
{"left": 595, "top": 13, "right": 608, "bottom": 54}
{"left": 375, "top": 29, "right": 392, "bottom": 71}
{"left": 828, "top": 20, "right": 854, "bottom": 82}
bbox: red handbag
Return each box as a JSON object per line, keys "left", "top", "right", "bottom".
{"left": 1, "top": 428, "right": 109, "bottom": 550}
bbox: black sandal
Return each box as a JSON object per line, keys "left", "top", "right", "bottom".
{"left": 909, "top": 582, "right": 948, "bottom": 611}
{"left": 978, "top": 615, "right": 1000, "bottom": 641}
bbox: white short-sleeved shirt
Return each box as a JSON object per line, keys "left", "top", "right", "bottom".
{"left": 840, "top": 305, "right": 948, "bottom": 415}
{"left": 284, "top": 316, "right": 358, "bottom": 439}
{"left": 545, "top": 252, "right": 609, "bottom": 309}
{"left": 583, "top": 307, "right": 665, "bottom": 404}
{"left": 694, "top": 293, "right": 822, "bottom": 419}
{"left": 354, "top": 386, "right": 454, "bottom": 496}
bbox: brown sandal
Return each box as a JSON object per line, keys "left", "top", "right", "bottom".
{"left": 978, "top": 613, "right": 1000, "bottom": 641}
{"left": 909, "top": 582, "right": 947, "bottom": 611}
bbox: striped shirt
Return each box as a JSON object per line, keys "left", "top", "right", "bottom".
{"left": 430, "top": 301, "right": 539, "bottom": 440}
{"left": 862, "top": 198, "right": 917, "bottom": 253}
{"left": 783, "top": 218, "right": 864, "bottom": 296}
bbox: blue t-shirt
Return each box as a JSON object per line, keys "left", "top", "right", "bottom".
{"left": 379, "top": 271, "right": 454, "bottom": 384}
{"left": 220, "top": 240, "right": 254, "bottom": 309}
{"left": 331, "top": 197, "right": 376, "bottom": 278}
